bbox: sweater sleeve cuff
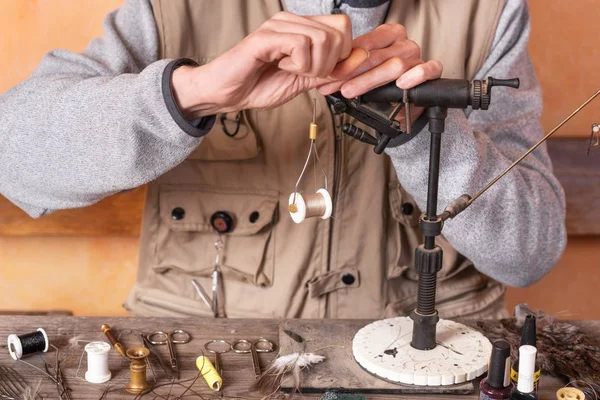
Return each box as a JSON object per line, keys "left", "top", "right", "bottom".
{"left": 162, "top": 58, "right": 216, "bottom": 138}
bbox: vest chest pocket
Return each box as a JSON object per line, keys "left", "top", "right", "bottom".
{"left": 154, "top": 185, "right": 278, "bottom": 287}
{"left": 188, "top": 110, "right": 261, "bottom": 161}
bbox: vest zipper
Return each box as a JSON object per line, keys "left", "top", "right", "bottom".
{"left": 324, "top": 111, "right": 344, "bottom": 318}
{"left": 332, "top": 113, "right": 344, "bottom": 204}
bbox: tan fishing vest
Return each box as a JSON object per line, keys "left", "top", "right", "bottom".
{"left": 124, "top": 0, "right": 508, "bottom": 319}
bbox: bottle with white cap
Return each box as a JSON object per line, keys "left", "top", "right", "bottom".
{"left": 511, "top": 345, "right": 538, "bottom": 400}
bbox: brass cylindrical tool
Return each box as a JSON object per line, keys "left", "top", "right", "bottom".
{"left": 125, "top": 347, "right": 152, "bottom": 394}
{"left": 100, "top": 324, "right": 126, "bottom": 358}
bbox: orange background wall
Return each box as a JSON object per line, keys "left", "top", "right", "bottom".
{"left": 0, "top": 0, "right": 599, "bottom": 317}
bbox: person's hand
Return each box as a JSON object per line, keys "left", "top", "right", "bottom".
{"left": 317, "top": 23, "right": 443, "bottom": 129}
{"left": 171, "top": 12, "right": 369, "bottom": 119}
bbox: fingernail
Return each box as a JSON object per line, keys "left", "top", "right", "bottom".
{"left": 341, "top": 87, "right": 355, "bottom": 98}
{"left": 397, "top": 72, "right": 416, "bottom": 89}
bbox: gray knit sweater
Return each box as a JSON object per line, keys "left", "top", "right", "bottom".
{"left": 0, "top": 0, "right": 566, "bottom": 288}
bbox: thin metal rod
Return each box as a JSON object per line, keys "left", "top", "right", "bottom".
{"left": 469, "top": 89, "right": 600, "bottom": 205}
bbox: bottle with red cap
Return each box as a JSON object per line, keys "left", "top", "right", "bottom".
{"left": 479, "top": 340, "right": 513, "bottom": 400}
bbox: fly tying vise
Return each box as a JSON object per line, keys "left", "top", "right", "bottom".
{"left": 288, "top": 98, "right": 333, "bottom": 223}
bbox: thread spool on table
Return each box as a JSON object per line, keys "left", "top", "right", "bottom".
{"left": 7, "top": 328, "right": 49, "bottom": 360}
{"left": 288, "top": 189, "right": 332, "bottom": 223}
{"left": 84, "top": 341, "right": 112, "bottom": 384}
{"left": 557, "top": 388, "right": 586, "bottom": 400}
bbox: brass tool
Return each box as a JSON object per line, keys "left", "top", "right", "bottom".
{"left": 126, "top": 346, "right": 152, "bottom": 394}
{"left": 100, "top": 324, "right": 126, "bottom": 358}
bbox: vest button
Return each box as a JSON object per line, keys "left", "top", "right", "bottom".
{"left": 171, "top": 207, "right": 185, "bottom": 220}
{"left": 210, "top": 211, "right": 234, "bottom": 233}
{"left": 341, "top": 273, "right": 356, "bottom": 285}
{"left": 249, "top": 211, "right": 260, "bottom": 223}
{"left": 401, "top": 202, "right": 414, "bottom": 215}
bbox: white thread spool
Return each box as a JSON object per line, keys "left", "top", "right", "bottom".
{"left": 288, "top": 188, "right": 332, "bottom": 224}
{"left": 84, "top": 341, "right": 112, "bottom": 384}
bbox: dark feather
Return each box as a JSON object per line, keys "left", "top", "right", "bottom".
{"left": 284, "top": 330, "right": 305, "bottom": 343}
{"left": 464, "top": 304, "right": 600, "bottom": 398}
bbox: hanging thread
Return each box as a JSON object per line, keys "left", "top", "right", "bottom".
{"left": 288, "top": 189, "right": 332, "bottom": 223}
{"left": 84, "top": 341, "right": 112, "bottom": 384}
{"left": 289, "top": 98, "right": 332, "bottom": 223}
{"left": 7, "top": 328, "right": 49, "bottom": 360}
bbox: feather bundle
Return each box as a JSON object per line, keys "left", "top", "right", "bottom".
{"left": 251, "top": 352, "right": 325, "bottom": 396}
{"left": 465, "top": 304, "right": 600, "bottom": 399}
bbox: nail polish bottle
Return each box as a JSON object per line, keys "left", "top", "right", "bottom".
{"left": 511, "top": 315, "right": 541, "bottom": 390}
{"left": 511, "top": 345, "right": 538, "bottom": 400}
{"left": 479, "top": 340, "right": 513, "bottom": 400}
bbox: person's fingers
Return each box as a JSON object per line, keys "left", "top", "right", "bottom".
{"left": 340, "top": 57, "right": 423, "bottom": 98}
{"left": 396, "top": 60, "right": 443, "bottom": 89}
{"left": 258, "top": 19, "right": 338, "bottom": 76}
{"left": 271, "top": 12, "right": 351, "bottom": 75}
{"left": 347, "top": 39, "right": 420, "bottom": 79}
{"left": 248, "top": 30, "right": 312, "bottom": 73}
{"left": 330, "top": 47, "right": 370, "bottom": 79}
{"left": 304, "top": 14, "right": 353, "bottom": 60}
{"left": 352, "top": 23, "right": 407, "bottom": 51}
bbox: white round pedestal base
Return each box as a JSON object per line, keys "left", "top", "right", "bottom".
{"left": 353, "top": 317, "right": 491, "bottom": 386}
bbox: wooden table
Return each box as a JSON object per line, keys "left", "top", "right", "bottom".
{"left": 0, "top": 316, "right": 570, "bottom": 399}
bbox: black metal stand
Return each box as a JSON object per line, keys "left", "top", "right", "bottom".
{"left": 410, "top": 106, "right": 448, "bottom": 351}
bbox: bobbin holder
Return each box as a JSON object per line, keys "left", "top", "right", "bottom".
{"left": 326, "top": 76, "right": 520, "bottom": 351}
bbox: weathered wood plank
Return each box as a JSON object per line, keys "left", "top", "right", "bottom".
{"left": 547, "top": 140, "right": 600, "bottom": 235}
{"left": 279, "top": 319, "right": 474, "bottom": 394}
{"left": 0, "top": 316, "right": 584, "bottom": 400}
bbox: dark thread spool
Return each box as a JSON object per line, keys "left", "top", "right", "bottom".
{"left": 7, "top": 328, "right": 49, "bottom": 360}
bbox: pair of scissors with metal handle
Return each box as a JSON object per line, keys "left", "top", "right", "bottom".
{"left": 204, "top": 339, "right": 232, "bottom": 375}
{"left": 232, "top": 338, "right": 275, "bottom": 378}
{"left": 147, "top": 330, "right": 191, "bottom": 379}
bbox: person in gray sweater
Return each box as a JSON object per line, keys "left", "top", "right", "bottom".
{"left": 0, "top": 0, "right": 566, "bottom": 315}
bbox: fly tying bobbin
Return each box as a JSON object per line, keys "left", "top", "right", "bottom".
{"left": 84, "top": 341, "right": 112, "bottom": 384}
{"left": 288, "top": 98, "right": 333, "bottom": 223}
{"left": 7, "top": 328, "right": 49, "bottom": 360}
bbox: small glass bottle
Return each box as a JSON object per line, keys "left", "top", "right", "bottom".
{"left": 511, "top": 315, "right": 541, "bottom": 390}
{"left": 511, "top": 345, "right": 538, "bottom": 400}
{"left": 479, "top": 340, "right": 513, "bottom": 400}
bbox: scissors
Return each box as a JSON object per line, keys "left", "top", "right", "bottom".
{"left": 232, "top": 338, "right": 275, "bottom": 378}
{"left": 147, "top": 330, "right": 192, "bottom": 379}
{"left": 204, "top": 339, "right": 232, "bottom": 375}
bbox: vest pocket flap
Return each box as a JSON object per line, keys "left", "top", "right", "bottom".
{"left": 155, "top": 185, "right": 278, "bottom": 287}
{"left": 159, "top": 185, "right": 278, "bottom": 235}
